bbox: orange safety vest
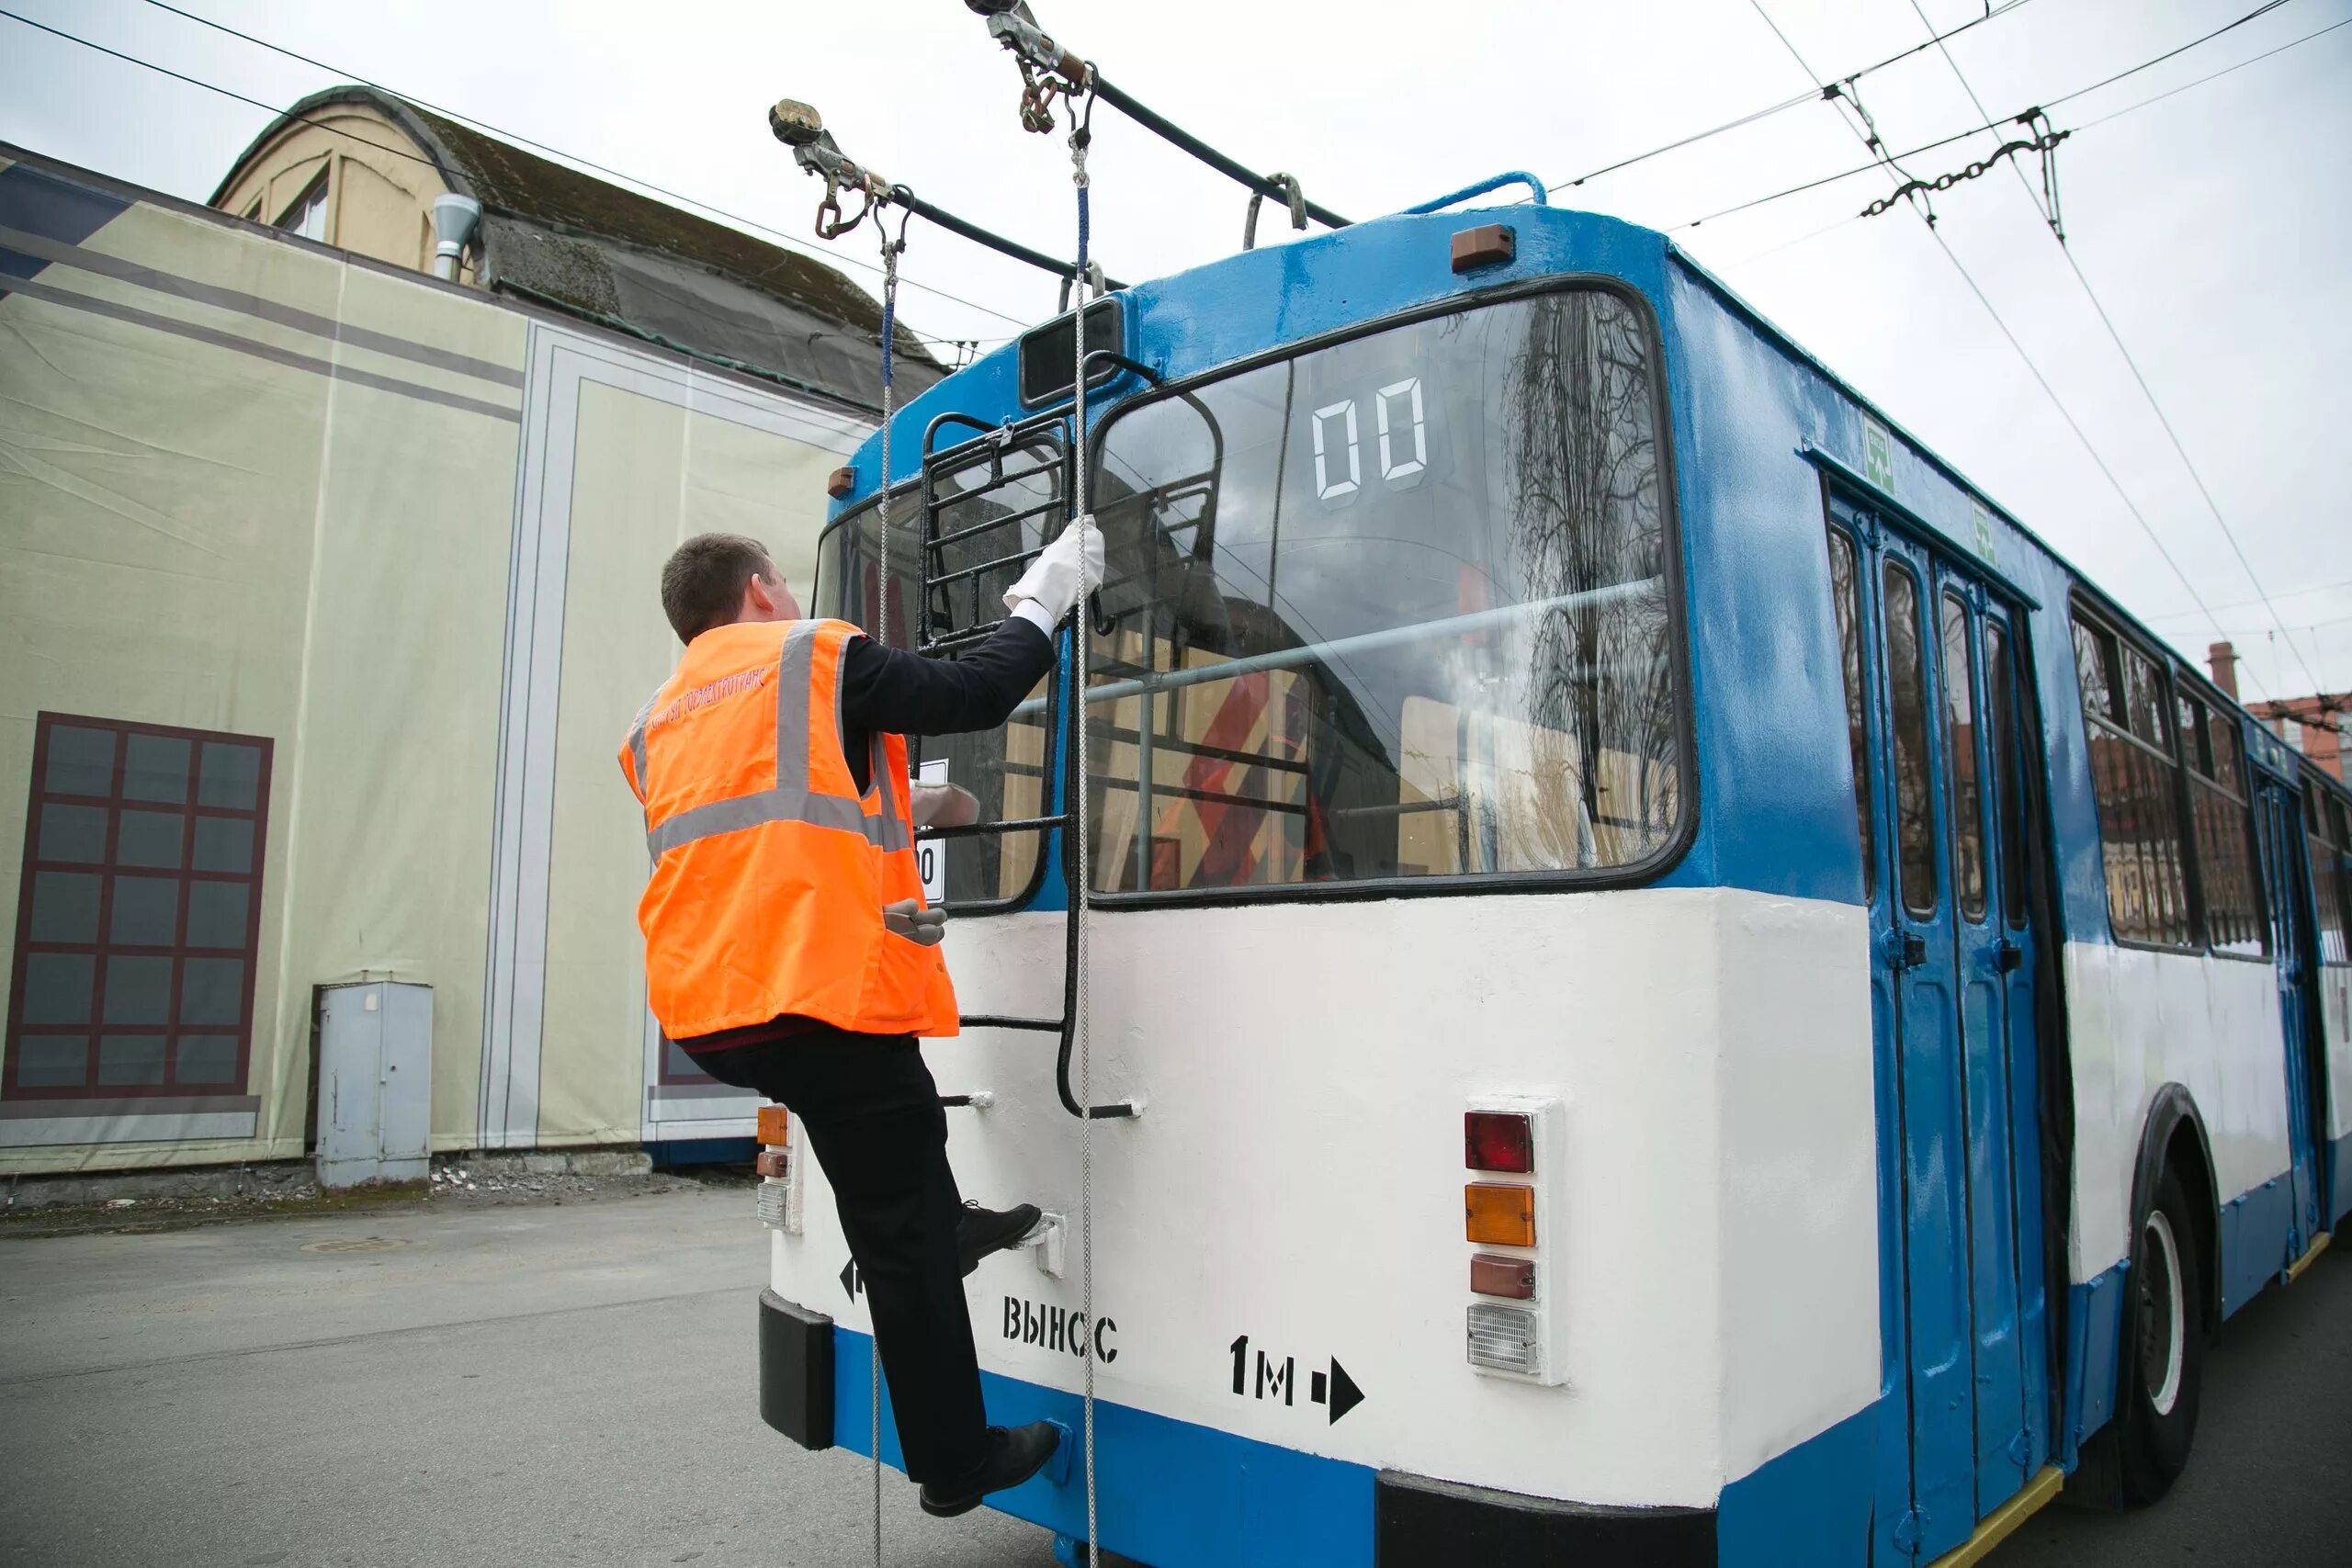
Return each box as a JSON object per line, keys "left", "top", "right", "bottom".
{"left": 618, "top": 618, "right": 959, "bottom": 1042}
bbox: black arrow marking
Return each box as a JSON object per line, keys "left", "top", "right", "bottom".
{"left": 839, "top": 1258, "right": 862, "bottom": 1301}
{"left": 1325, "top": 1359, "right": 1364, "bottom": 1425}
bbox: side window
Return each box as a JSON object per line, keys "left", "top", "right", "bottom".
{"left": 6, "top": 716, "right": 271, "bottom": 1099}
{"left": 2179, "top": 694, "right": 2268, "bottom": 958}
{"left": 1883, "top": 563, "right": 1937, "bottom": 919}
{"left": 2310, "top": 788, "right": 2349, "bottom": 968}
{"left": 2072, "top": 608, "right": 2194, "bottom": 947}
{"left": 1984, "top": 621, "right": 2029, "bottom": 930}
{"left": 1826, "top": 527, "right": 1873, "bottom": 897}
{"left": 1939, "top": 592, "right": 1987, "bottom": 922}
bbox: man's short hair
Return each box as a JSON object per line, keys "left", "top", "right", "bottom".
{"left": 661, "top": 533, "right": 775, "bottom": 642}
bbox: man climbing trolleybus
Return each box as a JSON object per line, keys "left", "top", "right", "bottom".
{"left": 728, "top": 10, "right": 2351, "bottom": 1567}
{"left": 619, "top": 529, "right": 1101, "bottom": 1517}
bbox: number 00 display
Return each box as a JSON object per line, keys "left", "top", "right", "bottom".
{"left": 1313, "top": 377, "right": 1426, "bottom": 502}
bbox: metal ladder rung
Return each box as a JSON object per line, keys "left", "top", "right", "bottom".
{"left": 927, "top": 545, "right": 1046, "bottom": 592}
{"left": 960, "top": 1013, "right": 1064, "bottom": 1032}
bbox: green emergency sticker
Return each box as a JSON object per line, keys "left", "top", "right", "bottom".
{"left": 1862, "top": 418, "right": 1895, "bottom": 491}
{"left": 1972, "top": 502, "right": 1996, "bottom": 566}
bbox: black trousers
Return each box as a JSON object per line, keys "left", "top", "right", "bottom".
{"left": 694, "top": 1030, "right": 988, "bottom": 1483}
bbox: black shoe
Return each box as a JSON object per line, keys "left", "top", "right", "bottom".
{"left": 956, "top": 1201, "right": 1042, "bottom": 1278}
{"left": 919, "top": 1422, "right": 1061, "bottom": 1517}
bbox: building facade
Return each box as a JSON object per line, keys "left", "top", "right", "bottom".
{"left": 2, "top": 140, "right": 893, "bottom": 1175}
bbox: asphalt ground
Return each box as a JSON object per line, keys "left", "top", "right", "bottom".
{"left": 0, "top": 1183, "right": 1058, "bottom": 1568}
{"left": 1, "top": 1180, "right": 2345, "bottom": 1567}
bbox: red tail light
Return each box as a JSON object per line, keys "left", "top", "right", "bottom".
{"left": 1465, "top": 1111, "right": 1534, "bottom": 1173}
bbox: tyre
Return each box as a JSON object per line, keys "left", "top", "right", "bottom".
{"left": 2116, "top": 1166, "right": 2205, "bottom": 1505}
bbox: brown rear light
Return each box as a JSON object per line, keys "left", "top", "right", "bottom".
{"left": 1470, "top": 1253, "right": 1536, "bottom": 1299}
{"left": 753, "top": 1147, "right": 789, "bottom": 1179}
{"left": 827, "top": 465, "right": 856, "bottom": 498}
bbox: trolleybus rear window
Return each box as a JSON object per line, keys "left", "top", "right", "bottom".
{"left": 1084, "top": 288, "right": 1684, "bottom": 894}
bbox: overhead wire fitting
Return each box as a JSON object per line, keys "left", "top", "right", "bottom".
{"left": 1860, "top": 111, "right": 2069, "bottom": 224}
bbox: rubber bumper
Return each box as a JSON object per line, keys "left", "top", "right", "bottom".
{"left": 1376, "top": 1471, "right": 1715, "bottom": 1567}
{"left": 758, "top": 1289, "right": 834, "bottom": 1450}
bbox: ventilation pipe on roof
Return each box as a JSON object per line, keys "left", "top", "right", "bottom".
{"left": 430, "top": 192, "right": 481, "bottom": 282}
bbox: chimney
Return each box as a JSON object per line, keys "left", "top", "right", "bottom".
{"left": 430, "top": 193, "right": 481, "bottom": 282}
{"left": 2208, "top": 640, "right": 2239, "bottom": 701}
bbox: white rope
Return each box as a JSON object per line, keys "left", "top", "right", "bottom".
{"left": 871, "top": 216, "right": 897, "bottom": 1568}
{"left": 1068, "top": 120, "right": 1101, "bottom": 1568}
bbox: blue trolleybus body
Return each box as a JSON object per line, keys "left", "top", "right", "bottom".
{"left": 755, "top": 188, "right": 2352, "bottom": 1567}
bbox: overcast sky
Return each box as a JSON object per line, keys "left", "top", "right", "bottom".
{"left": 5, "top": 0, "right": 2346, "bottom": 705}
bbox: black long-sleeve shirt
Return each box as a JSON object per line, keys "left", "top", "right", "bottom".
{"left": 675, "top": 615, "right": 1057, "bottom": 1056}
{"left": 837, "top": 617, "right": 1057, "bottom": 794}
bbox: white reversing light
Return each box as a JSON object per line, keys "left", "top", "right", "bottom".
{"left": 1466, "top": 1303, "right": 1542, "bottom": 1375}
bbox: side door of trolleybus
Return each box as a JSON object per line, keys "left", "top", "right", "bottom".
{"left": 1827, "top": 497, "right": 2044, "bottom": 1563}
{"left": 2251, "top": 774, "right": 2325, "bottom": 1262}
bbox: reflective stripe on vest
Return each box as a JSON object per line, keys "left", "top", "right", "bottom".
{"left": 629, "top": 619, "right": 910, "bottom": 859}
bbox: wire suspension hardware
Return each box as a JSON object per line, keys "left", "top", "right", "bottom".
{"left": 970, "top": 0, "right": 1349, "bottom": 231}
{"left": 1860, "top": 109, "right": 2068, "bottom": 225}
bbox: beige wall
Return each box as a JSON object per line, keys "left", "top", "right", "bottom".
{"left": 0, "top": 166, "right": 522, "bottom": 1172}
{"left": 534, "top": 380, "right": 845, "bottom": 1146}
{"left": 212, "top": 106, "right": 473, "bottom": 284}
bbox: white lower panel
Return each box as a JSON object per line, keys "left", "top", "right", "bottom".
{"left": 2063, "top": 942, "right": 2289, "bottom": 1280}
{"left": 770, "top": 886, "right": 1879, "bottom": 1507}
{"left": 0, "top": 1110, "right": 261, "bottom": 1146}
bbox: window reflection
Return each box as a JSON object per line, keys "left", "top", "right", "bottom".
{"left": 1081, "top": 291, "right": 1683, "bottom": 893}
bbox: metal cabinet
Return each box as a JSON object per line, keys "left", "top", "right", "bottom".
{"left": 316, "top": 981, "right": 432, "bottom": 1187}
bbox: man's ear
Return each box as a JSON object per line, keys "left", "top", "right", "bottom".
{"left": 743, "top": 570, "right": 779, "bottom": 616}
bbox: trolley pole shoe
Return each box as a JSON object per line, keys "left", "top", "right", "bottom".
{"left": 957, "top": 1201, "right": 1045, "bottom": 1277}
{"left": 919, "top": 1421, "right": 1064, "bottom": 1517}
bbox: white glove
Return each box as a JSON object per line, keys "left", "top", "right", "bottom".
{"left": 1003, "top": 520, "right": 1105, "bottom": 626}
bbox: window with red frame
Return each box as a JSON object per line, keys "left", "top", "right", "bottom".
{"left": 6, "top": 716, "right": 271, "bottom": 1098}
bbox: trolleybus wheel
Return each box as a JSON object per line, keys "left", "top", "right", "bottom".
{"left": 2117, "top": 1166, "right": 2205, "bottom": 1505}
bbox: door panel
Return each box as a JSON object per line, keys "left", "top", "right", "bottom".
{"left": 1980, "top": 612, "right": 2052, "bottom": 1477}
{"left": 1832, "top": 497, "right": 2049, "bottom": 1561}
{"left": 2254, "top": 780, "right": 2324, "bottom": 1259}
{"left": 1879, "top": 543, "right": 1973, "bottom": 1562}
{"left": 1938, "top": 583, "right": 2029, "bottom": 1516}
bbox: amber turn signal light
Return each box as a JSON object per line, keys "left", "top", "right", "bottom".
{"left": 1464, "top": 1182, "right": 1535, "bottom": 1247}
{"left": 756, "top": 1105, "right": 791, "bottom": 1147}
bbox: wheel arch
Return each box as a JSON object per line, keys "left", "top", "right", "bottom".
{"left": 2131, "top": 1083, "right": 2220, "bottom": 1341}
